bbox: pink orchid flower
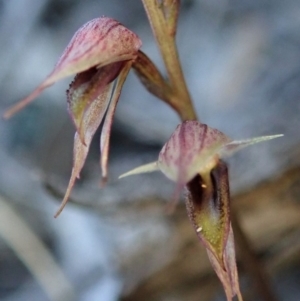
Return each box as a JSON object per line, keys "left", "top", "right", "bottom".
{"left": 4, "top": 17, "right": 142, "bottom": 217}
{"left": 120, "top": 120, "right": 282, "bottom": 301}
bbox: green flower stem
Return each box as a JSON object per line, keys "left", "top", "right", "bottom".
{"left": 141, "top": 0, "right": 197, "bottom": 121}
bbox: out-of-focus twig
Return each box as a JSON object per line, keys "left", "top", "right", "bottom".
{"left": 267, "top": 229, "right": 300, "bottom": 273}
{"left": 232, "top": 210, "right": 279, "bottom": 301}
{"left": 0, "top": 195, "right": 75, "bottom": 301}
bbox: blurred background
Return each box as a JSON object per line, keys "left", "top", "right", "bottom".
{"left": 0, "top": 0, "right": 300, "bottom": 300}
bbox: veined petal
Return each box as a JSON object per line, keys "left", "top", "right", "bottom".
{"left": 67, "top": 62, "right": 124, "bottom": 144}
{"left": 119, "top": 162, "right": 159, "bottom": 179}
{"left": 4, "top": 17, "right": 142, "bottom": 118}
{"left": 54, "top": 82, "right": 114, "bottom": 217}
{"left": 54, "top": 17, "right": 141, "bottom": 78}
{"left": 221, "top": 134, "right": 283, "bottom": 157}
{"left": 158, "top": 121, "right": 230, "bottom": 185}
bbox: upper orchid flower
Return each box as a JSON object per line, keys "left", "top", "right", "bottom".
{"left": 4, "top": 17, "right": 142, "bottom": 217}
{"left": 120, "top": 120, "right": 282, "bottom": 301}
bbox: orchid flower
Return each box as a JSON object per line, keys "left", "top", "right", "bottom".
{"left": 4, "top": 17, "right": 142, "bottom": 217}
{"left": 120, "top": 120, "right": 282, "bottom": 301}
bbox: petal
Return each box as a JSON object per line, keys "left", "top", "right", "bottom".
{"left": 4, "top": 17, "right": 142, "bottom": 118}
{"left": 158, "top": 121, "right": 230, "bottom": 185}
{"left": 54, "top": 82, "right": 114, "bottom": 217}
{"left": 100, "top": 61, "right": 132, "bottom": 183}
{"left": 53, "top": 17, "right": 141, "bottom": 78}
{"left": 119, "top": 162, "right": 159, "bottom": 179}
{"left": 67, "top": 62, "right": 123, "bottom": 144}
{"left": 221, "top": 134, "right": 283, "bottom": 157}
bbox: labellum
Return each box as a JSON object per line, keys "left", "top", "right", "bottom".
{"left": 186, "top": 161, "right": 242, "bottom": 301}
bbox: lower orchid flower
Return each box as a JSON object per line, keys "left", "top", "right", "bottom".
{"left": 119, "top": 120, "right": 283, "bottom": 301}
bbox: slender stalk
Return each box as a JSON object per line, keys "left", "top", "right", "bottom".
{"left": 142, "top": 0, "right": 197, "bottom": 121}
